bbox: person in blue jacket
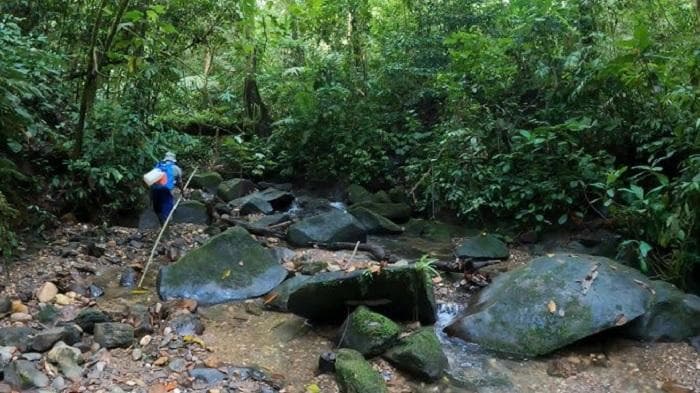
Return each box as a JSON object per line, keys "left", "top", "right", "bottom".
{"left": 151, "top": 152, "right": 183, "bottom": 223}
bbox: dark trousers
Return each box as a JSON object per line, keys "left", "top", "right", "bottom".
{"left": 151, "top": 188, "right": 174, "bottom": 223}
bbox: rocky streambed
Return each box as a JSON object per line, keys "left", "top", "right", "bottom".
{"left": 1, "top": 178, "right": 699, "bottom": 393}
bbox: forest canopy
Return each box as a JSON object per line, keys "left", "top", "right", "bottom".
{"left": 1, "top": 0, "right": 699, "bottom": 288}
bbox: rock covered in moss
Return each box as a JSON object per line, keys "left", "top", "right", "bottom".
{"left": 455, "top": 233, "right": 509, "bottom": 260}
{"left": 383, "top": 328, "right": 447, "bottom": 381}
{"left": 347, "top": 184, "right": 373, "bottom": 205}
{"left": 338, "top": 306, "right": 400, "bottom": 356}
{"left": 287, "top": 210, "right": 367, "bottom": 246}
{"left": 349, "top": 207, "right": 403, "bottom": 235}
{"left": 158, "top": 227, "right": 287, "bottom": 304}
{"left": 171, "top": 200, "right": 210, "bottom": 225}
{"left": 335, "top": 349, "right": 388, "bottom": 393}
{"left": 351, "top": 201, "right": 412, "bottom": 223}
{"left": 191, "top": 172, "right": 223, "bottom": 194}
{"left": 445, "top": 254, "right": 654, "bottom": 356}
{"left": 623, "top": 280, "right": 700, "bottom": 341}
{"left": 217, "top": 178, "right": 256, "bottom": 202}
{"left": 287, "top": 266, "right": 436, "bottom": 325}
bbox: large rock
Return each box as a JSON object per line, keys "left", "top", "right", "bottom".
{"left": 158, "top": 227, "right": 287, "bottom": 305}
{"left": 191, "top": 172, "right": 223, "bottom": 194}
{"left": 352, "top": 201, "right": 411, "bottom": 223}
{"left": 338, "top": 306, "right": 400, "bottom": 356}
{"left": 171, "top": 200, "right": 210, "bottom": 225}
{"left": 93, "top": 323, "right": 134, "bottom": 349}
{"left": 287, "top": 210, "right": 367, "bottom": 246}
{"left": 287, "top": 266, "right": 436, "bottom": 325}
{"left": 138, "top": 208, "right": 161, "bottom": 230}
{"left": 72, "top": 308, "right": 111, "bottom": 334}
{"left": 265, "top": 275, "right": 312, "bottom": 312}
{"left": 347, "top": 184, "right": 373, "bottom": 205}
{"left": 335, "top": 349, "right": 388, "bottom": 393}
{"left": 217, "top": 178, "right": 256, "bottom": 202}
{"left": 0, "top": 327, "right": 36, "bottom": 352}
{"left": 47, "top": 341, "right": 83, "bottom": 381}
{"left": 232, "top": 188, "right": 295, "bottom": 212}
{"left": 349, "top": 207, "right": 403, "bottom": 235}
{"left": 238, "top": 196, "right": 273, "bottom": 215}
{"left": 3, "top": 360, "right": 50, "bottom": 389}
{"left": 383, "top": 328, "right": 447, "bottom": 381}
{"left": 623, "top": 281, "right": 700, "bottom": 341}
{"left": 455, "top": 234, "right": 509, "bottom": 260}
{"left": 445, "top": 254, "right": 654, "bottom": 356}
{"left": 31, "top": 325, "right": 82, "bottom": 352}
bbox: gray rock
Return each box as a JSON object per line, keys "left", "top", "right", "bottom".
{"left": 383, "top": 328, "right": 448, "bottom": 381}
{"left": 31, "top": 325, "right": 82, "bottom": 352}
{"left": 0, "top": 327, "right": 36, "bottom": 352}
{"left": 455, "top": 233, "right": 509, "bottom": 260}
{"left": 157, "top": 227, "right": 287, "bottom": 305}
{"left": 0, "top": 295, "right": 10, "bottom": 314}
{"left": 337, "top": 306, "right": 400, "bottom": 357}
{"left": 47, "top": 341, "right": 83, "bottom": 381}
{"left": 72, "top": 308, "right": 110, "bottom": 334}
{"left": 3, "top": 360, "right": 50, "bottom": 389}
{"left": 168, "top": 313, "right": 204, "bottom": 336}
{"left": 690, "top": 336, "right": 700, "bottom": 353}
{"left": 232, "top": 188, "right": 295, "bottom": 212}
{"left": 349, "top": 207, "right": 403, "bottom": 235}
{"left": 191, "top": 172, "right": 223, "bottom": 194}
{"left": 128, "top": 304, "right": 153, "bottom": 337}
{"left": 0, "top": 346, "right": 14, "bottom": 369}
{"left": 138, "top": 208, "right": 161, "bottom": 230}
{"left": 269, "top": 247, "right": 295, "bottom": 264}
{"left": 20, "top": 353, "right": 42, "bottom": 361}
{"left": 264, "top": 275, "right": 312, "bottom": 312}
{"left": 624, "top": 281, "right": 700, "bottom": 341}
{"left": 168, "top": 358, "right": 187, "bottom": 373}
{"left": 335, "top": 349, "right": 388, "bottom": 393}
{"left": 93, "top": 323, "right": 134, "bottom": 349}
{"left": 217, "top": 178, "right": 256, "bottom": 202}
{"left": 288, "top": 265, "right": 437, "bottom": 325}
{"left": 346, "top": 184, "right": 373, "bottom": 205}
{"left": 119, "top": 267, "right": 138, "bottom": 288}
{"left": 287, "top": 210, "right": 367, "bottom": 247}
{"left": 238, "top": 196, "right": 274, "bottom": 215}
{"left": 37, "top": 304, "right": 59, "bottom": 324}
{"left": 189, "top": 367, "right": 226, "bottom": 387}
{"left": 258, "top": 181, "right": 292, "bottom": 191}
{"left": 171, "top": 200, "right": 210, "bottom": 225}
{"left": 445, "top": 254, "right": 654, "bottom": 356}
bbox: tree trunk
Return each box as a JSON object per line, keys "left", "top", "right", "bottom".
{"left": 74, "top": 0, "right": 131, "bottom": 157}
{"left": 243, "top": 47, "right": 272, "bottom": 137}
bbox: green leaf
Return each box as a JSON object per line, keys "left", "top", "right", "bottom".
{"left": 558, "top": 214, "right": 568, "bottom": 225}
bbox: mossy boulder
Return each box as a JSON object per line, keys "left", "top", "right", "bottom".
{"left": 171, "top": 200, "right": 210, "bottom": 225}
{"left": 352, "top": 201, "right": 411, "bottom": 223}
{"left": 338, "top": 306, "right": 400, "bottom": 356}
{"left": 287, "top": 210, "right": 367, "bottom": 246}
{"left": 287, "top": 265, "right": 436, "bottom": 325}
{"left": 217, "top": 178, "right": 256, "bottom": 202}
{"left": 455, "top": 234, "right": 509, "bottom": 260}
{"left": 191, "top": 172, "right": 223, "bottom": 194}
{"left": 623, "top": 280, "right": 700, "bottom": 341}
{"left": 384, "top": 328, "right": 448, "bottom": 381}
{"left": 373, "top": 190, "right": 392, "bottom": 203}
{"left": 347, "top": 184, "right": 373, "bottom": 205}
{"left": 335, "top": 349, "right": 388, "bottom": 393}
{"left": 158, "top": 227, "right": 287, "bottom": 304}
{"left": 349, "top": 207, "right": 403, "bottom": 235}
{"left": 445, "top": 254, "right": 654, "bottom": 356}
{"left": 265, "top": 275, "right": 312, "bottom": 312}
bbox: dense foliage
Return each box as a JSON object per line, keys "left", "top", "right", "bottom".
{"left": 1, "top": 0, "right": 698, "bottom": 287}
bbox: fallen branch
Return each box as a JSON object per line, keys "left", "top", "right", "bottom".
{"left": 314, "top": 242, "right": 400, "bottom": 263}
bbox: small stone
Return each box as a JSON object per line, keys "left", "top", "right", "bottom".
{"left": 318, "top": 351, "right": 336, "bottom": 374}
{"left": 244, "top": 302, "right": 263, "bottom": 316}
{"left": 54, "top": 294, "right": 73, "bottom": 305}
{"left": 0, "top": 295, "right": 11, "bottom": 314}
{"left": 3, "top": 360, "right": 50, "bottom": 389}
{"left": 72, "top": 308, "right": 111, "bottom": 333}
{"left": 203, "top": 356, "right": 221, "bottom": 368}
{"left": 139, "top": 335, "right": 152, "bottom": 347}
{"left": 52, "top": 376, "right": 66, "bottom": 391}
{"left": 21, "top": 352, "right": 42, "bottom": 361}
{"left": 168, "top": 358, "right": 187, "bottom": 373}
{"left": 32, "top": 325, "right": 82, "bottom": 352}
{"left": 37, "top": 283, "right": 59, "bottom": 303}
{"left": 153, "top": 356, "right": 169, "bottom": 366}
{"left": 10, "top": 312, "right": 32, "bottom": 322}
{"left": 168, "top": 313, "right": 204, "bottom": 336}
{"left": 47, "top": 341, "right": 83, "bottom": 382}
{"left": 93, "top": 323, "right": 134, "bottom": 349}
{"left": 132, "top": 349, "right": 142, "bottom": 361}
{"left": 11, "top": 300, "right": 28, "bottom": 314}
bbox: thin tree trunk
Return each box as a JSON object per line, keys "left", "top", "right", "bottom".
{"left": 74, "top": 0, "right": 131, "bottom": 157}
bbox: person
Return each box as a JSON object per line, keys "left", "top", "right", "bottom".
{"left": 150, "top": 152, "right": 183, "bottom": 223}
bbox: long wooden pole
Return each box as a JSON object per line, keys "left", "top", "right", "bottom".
{"left": 137, "top": 168, "right": 198, "bottom": 288}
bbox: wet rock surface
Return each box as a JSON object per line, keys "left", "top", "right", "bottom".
{"left": 158, "top": 227, "right": 287, "bottom": 304}
{"left": 287, "top": 210, "right": 367, "bottom": 246}
{"left": 337, "top": 306, "right": 400, "bottom": 357}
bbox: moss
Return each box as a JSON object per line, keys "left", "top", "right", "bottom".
{"left": 383, "top": 328, "right": 447, "bottom": 381}
{"left": 339, "top": 306, "right": 400, "bottom": 356}
{"left": 335, "top": 349, "right": 388, "bottom": 393}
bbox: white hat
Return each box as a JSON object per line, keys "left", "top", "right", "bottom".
{"left": 164, "top": 152, "right": 177, "bottom": 162}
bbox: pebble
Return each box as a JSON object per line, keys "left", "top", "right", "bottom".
{"left": 132, "top": 349, "right": 142, "bottom": 361}
{"left": 55, "top": 294, "right": 73, "bottom": 305}
{"left": 21, "top": 353, "right": 43, "bottom": 361}
{"left": 11, "top": 312, "right": 32, "bottom": 322}
{"left": 169, "top": 358, "right": 187, "bottom": 373}
{"left": 140, "top": 335, "right": 152, "bottom": 346}
{"left": 11, "top": 300, "right": 28, "bottom": 314}
{"left": 37, "top": 282, "right": 59, "bottom": 303}
{"left": 153, "top": 356, "right": 169, "bottom": 366}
